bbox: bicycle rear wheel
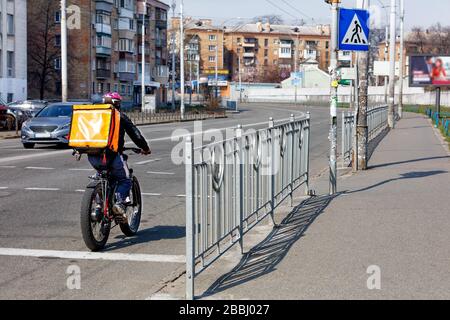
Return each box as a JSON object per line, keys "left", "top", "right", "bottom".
{"left": 120, "top": 176, "right": 142, "bottom": 237}
{"left": 80, "top": 184, "right": 111, "bottom": 251}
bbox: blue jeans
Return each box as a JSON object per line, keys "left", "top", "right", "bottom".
{"left": 88, "top": 154, "right": 132, "bottom": 203}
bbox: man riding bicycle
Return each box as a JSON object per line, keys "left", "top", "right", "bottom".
{"left": 88, "top": 92, "right": 151, "bottom": 220}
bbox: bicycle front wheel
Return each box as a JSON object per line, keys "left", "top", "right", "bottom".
{"left": 120, "top": 176, "right": 142, "bottom": 237}
{"left": 80, "top": 184, "right": 111, "bottom": 251}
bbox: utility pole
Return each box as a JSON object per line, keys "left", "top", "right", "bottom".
{"left": 141, "top": 4, "right": 146, "bottom": 112}
{"left": 294, "top": 35, "right": 299, "bottom": 107}
{"left": 171, "top": 1, "right": 176, "bottom": 111}
{"left": 398, "top": 0, "right": 405, "bottom": 119}
{"left": 215, "top": 29, "right": 220, "bottom": 99}
{"left": 354, "top": 0, "right": 370, "bottom": 171}
{"left": 180, "top": 0, "right": 185, "bottom": 120}
{"left": 384, "top": 25, "right": 388, "bottom": 104}
{"left": 388, "top": 0, "right": 397, "bottom": 128}
{"left": 61, "top": 0, "right": 68, "bottom": 102}
{"left": 238, "top": 48, "right": 242, "bottom": 103}
{"left": 328, "top": 0, "right": 340, "bottom": 195}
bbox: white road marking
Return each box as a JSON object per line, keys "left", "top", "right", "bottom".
{"left": 0, "top": 248, "right": 185, "bottom": 264}
{"left": 176, "top": 194, "right": 186, "bottom": 198}
{"left": 75, "top": 189, "right": 86, "bottom": 193}
{"left": 0, "top": 150, "right": 71, "bottom": 164}
{"left": 0, "top": 187, "right": 8, "bottom": 190}
{"left": 25, "top": 187, "right": 60, "bottom": 191}
{"left": 147, "top": 171, "right": 175, "bottom": 175}
{"left": 26, "top": 167, "right": 54, "bottom": 170}
{"left": 142, "top": 193, "right": 162, "bottom": 197}
{"left": 69, "top": 168, "right": 94, "bottom": 172}
{"left": 135, "top": 158, "right": 161, "bottom": 165}
{"left": 0, "top": 166, "right": 16, "bottom": 169}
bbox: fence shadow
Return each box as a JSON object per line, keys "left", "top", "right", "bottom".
{"left": 345, "top": 170, "right": 447, "bottom": 195}
{"left": 368, "top": 127, "right": 390, "bottom": 161}
{"left": 201, "top": 194, "right": 337, "bottom": 298}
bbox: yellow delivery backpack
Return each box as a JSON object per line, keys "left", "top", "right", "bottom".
{"left": 69, "top": 104, "right": 121, "bottom": 155}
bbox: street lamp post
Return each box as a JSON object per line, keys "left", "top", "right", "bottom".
{"left": 398, "top": 0, "right": 405, "bottom": 119}
{"left": 180, "top": 0, "right": 185, "bottom": 120}
{"left": 328, "top": 0, "right": 340, "bottom": 195}
{"left": 388, "top": 0, "right": 397, "bottom": 129}
{"left": 61, "top": 0, "right": 68, "bottom": 102}
{"left": 141, "top": 3, "right": 147, "bottom": 112}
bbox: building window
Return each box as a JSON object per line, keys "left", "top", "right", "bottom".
{"left": 54, "top": 58, "right": 61, "bottom": 70}
{"left": 55, "top": 35, "right": 61, "bottom": 47}
{"left": 7, "top": 93, "right": 14, "bottom": 103}
{"left": 7, "top": 51, "right": 14, "bottom": 77}
{"left": 264, "top": 39, "right": 269, "bottom": 47}
{"left": 96, "top": 11, "right": 111, "bottom": 25}
{"left": 55, "top": 11, "right": 61, "bottom": 23}
{"left": 325, "top": 41, "right": 329, "bottom": 49}
{"left": 209, "top": 34, "right": 217, "bottom": 41}
{"left": 208, "top": 45, "right": 216, "bottom": 52}
{"left": 7, "top": 14, "right": 14, "bottom": 35}
{"left": 208, "top": 56, "right": 216, "bottom": 62}
{"left": 264, "top": 49, "right": 268, "bottom": 57}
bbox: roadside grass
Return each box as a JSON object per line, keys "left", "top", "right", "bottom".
{"left": 403, "top": 104, "right": 450, "bottom": 148}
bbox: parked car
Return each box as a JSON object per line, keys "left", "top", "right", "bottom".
{"left": 0, "top": 105, "right": 15, "bottom": 130}
{"left": 21, "top": 102, "right": 90, "bottom": 149}
{"left": 8, "top": 100, "right": 48, "bottom": 117}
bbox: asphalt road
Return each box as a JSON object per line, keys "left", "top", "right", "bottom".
{"left": 0, "top": 104, "right": 339, "bottom": 299}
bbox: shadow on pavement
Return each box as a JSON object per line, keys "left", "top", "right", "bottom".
{"left": 201, "top": 194, "right": 336, "bottom": 298}
{"left": 370, "top": 156, "right": 450, "bottom": 169}
{"left": 103, "top": 225, "right": 185, "bottom": 251}
{"left": 345, "top": 170, "right": 448, "bottom": 195}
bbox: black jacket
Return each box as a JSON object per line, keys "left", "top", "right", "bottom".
{"left": 118, "top": 113, "right": 150, "bottom": 154}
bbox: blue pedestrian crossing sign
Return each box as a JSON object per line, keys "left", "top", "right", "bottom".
{"left": 338, "top": 8, "right": 370, "bottom": 51}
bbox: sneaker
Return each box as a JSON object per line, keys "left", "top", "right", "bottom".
{"left": 112, "top": 203, "right": 128, "bottom": 222}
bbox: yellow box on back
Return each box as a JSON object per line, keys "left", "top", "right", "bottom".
{"left": 69, "top": 104, "right": 121, "bottom": 154}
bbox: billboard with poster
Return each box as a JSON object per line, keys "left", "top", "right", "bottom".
{"left": 409, "top": 55, "right": 450, "bottom": 87}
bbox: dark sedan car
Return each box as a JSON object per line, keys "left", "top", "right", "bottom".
{"left": 20, "top": 102, "right": 89, "bottom": 149}
{"left": 8, "top": 100, "right": 48, "bottom": 117}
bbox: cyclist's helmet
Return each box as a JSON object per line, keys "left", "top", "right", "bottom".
{"left": 103, "top": 92, "right": 122, "bottom": 110}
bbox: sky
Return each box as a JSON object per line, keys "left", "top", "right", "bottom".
{"left": 162, "top": 0, "right": 449, "bottom": 30}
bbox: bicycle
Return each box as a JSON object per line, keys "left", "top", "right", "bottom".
{"left": 78, "top": 148, "right": 143, "bottom": 251}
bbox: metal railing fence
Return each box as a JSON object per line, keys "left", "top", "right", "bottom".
{"left": 341, "top": 111, "right": 356, "bottom": 167}
{"left": 341, "top": 105, "right": 389, "bottom": 166}
{"left": 367, "top": 105, "right": 389, "bottom": 140}
{"left": 185, "top": 114, "right": 311, "bottom": 299}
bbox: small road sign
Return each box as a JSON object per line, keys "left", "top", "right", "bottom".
{"left": 339, "top": 8, "right": 370, "bottom": 51}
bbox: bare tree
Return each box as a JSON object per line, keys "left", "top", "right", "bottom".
{"left": 252, "top": 15, "right": 284, "bottom": 25}
{"left": 28, "top": 0, "right": 61, "bottom": 100}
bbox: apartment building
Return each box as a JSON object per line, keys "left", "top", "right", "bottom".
{"left": 0, "top": 0, "right": 27, "bottom": 103}
{"left": 171, "top": 17, "right": 227, "bottom": 81}
{"left": 27, "top": 0, "right": 169, "bottom": 107}
{"left": 171, "top": 17, "right": 331, "bottom": 84}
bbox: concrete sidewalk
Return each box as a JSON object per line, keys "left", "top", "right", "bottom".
{"left": 0, "top": 130, "right": 19, "bottom": 140}
{"left": 154, "top": 113, "right": 450, "bottom": 300}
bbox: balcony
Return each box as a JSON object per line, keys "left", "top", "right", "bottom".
{"left": 303, "top": 50, "right": 317, "bottom": 60}
{"left": 243, "top": 52, "right": 255, "bottom": 58}
{"left": 242, "top": 42, "right": 256, "bottom": 48}
{"left": 155, "top": 20, "right": 167, "bottom": 29}
{"left": 96, "top": 23, "right": 111, "bottom": 35}
{"left": 118, "top": 72, "right": 135, "bottom": 82}
{"left": 96, "top": 0, "right": 113, "bottom": 12}
{"left": 96, "top": 46, "right": 112, "bottom": 56}
{"left": 96, "top": 68, "right": 111, "bottom": 79}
